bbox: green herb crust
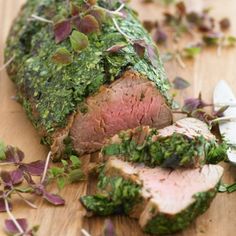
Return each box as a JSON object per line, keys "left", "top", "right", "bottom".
{"left": 80, "top": 171, "right": 142, "bottom": 216}
{"left": 144, "top": 190, "right": 217, "bottom": 235}
{"left": 102, "top": 128, "right": 228, "bottom": 168}
{"left": 5, "top": 0, "right": 170, "bottom": 142}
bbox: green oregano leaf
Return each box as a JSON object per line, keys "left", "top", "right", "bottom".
{"left": 51, "top": 48, "right": 73, "bottom": 65}
{"left": 57, "top": 176, "right": 66, "bottom": 190}
{"left": 68, "top": 169, "right": 84, "bottom": 183}
{"left": 70, "top": 30, "right": 89, "bottom": 52}
{"left": 69, "top": 155, "right": 81, "bottom": 169}
{"left": 183, "top": 46, "right": 201, "bottom": 58}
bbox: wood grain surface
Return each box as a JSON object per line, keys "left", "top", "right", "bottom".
{"left": 1, "top": 0, "right": 236, "bottom": 235}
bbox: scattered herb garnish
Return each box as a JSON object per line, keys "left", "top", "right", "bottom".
{"left": 47, "top": 155, "right": 84, "bottom": 190}
{"left": 0, "top": 141, "right": 84, "bottom": 235}
{"left": 4, "top": 218, "right": 39, "bottom": 236}
{"left": 141, "top": 1, "right": 236, "bottom": 66}
{"left": 51, "top": 47, "right": 73, "bottom": 65}
{"left": 103, "top": 219, "right": 116, "bottom": 236}
{"left": 218, "top": 182, "right": 236, "bottom": 193}
{"left": 172, "top": 76, "right": 190, "bottom": 90}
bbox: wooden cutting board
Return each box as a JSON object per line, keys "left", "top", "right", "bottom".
{"left": 1, "top": 0, "right": 236, "bottom": 235}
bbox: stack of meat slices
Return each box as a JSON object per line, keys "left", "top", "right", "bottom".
{"left": 81, "top": 118, "right": 225, "bottom": 235}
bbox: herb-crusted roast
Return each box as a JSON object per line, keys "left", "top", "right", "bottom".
{"left": 5, "top": 0, "right": 172, "bottom": 159}
{"left": 81, "top": 158, "right": 224, "bottom": 235}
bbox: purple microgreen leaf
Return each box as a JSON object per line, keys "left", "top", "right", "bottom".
{"left": 182, "top": 93, "right": 209, "bottom": 113}
{"left": 142, "top": 20, "right": 156, "bottom": 32}
{"left": 133, "top": 40, "right": 146, "bottom": 58}
{"left": 70, "top": 30, "right": 89, "bottom": 52}
{"left": 89, "top": 9, "right": 106, "bottom": 25}
{"left": 172, "top": 76, "right": 190, "bottom": 90}
{"left": 11, "top": 169, "right": 23, "bottom": 186}
{"left": 202, "top": 32, "right": 220, "bottom": 46}
{"left": 51, "top": 48, "right": 73, "bottom": 65}
{"left": 213, "top": 105, "right": 229, "bottom": 117}
{"left": 182, "top": 46, "right": 201, "bottom": 58}
{"left": 19, "top": 160, "right": 46, "bottom": 176}
{"left": 5, "top": 146, "right": 24, "bottom": 163}
{"left": 198, "top": 15, "right": 215, "bottom": 33}
{"left": 0, "top": 171, "right": 12, "bottom": 187}
{"left": 191, "top": 109, "right": 215, "bottom": 124}
{"left": 75, "top": 15, "right": 100, "bottom": 35}
{"left": 54, "top": 20, "right": 72, "bottom": 44}
{"left": 23, "top": 172, "right": 36, "bottom": 186}
{"left": 146, "top": 44, "right": 159, "bottom": 68}
{"left": 163, "top": 12, "right": 176, "bottom": 25}
{"left": 106, "top": 44, "right": 126, "bottom": 53}
{"left": 43, "top": 191, "right": 65, "bottom": 206}
{"left": 103, "top": 219, "right": 116, "bottom": 236}
{"left": 70, "top": 2, "right": 80, "bottom": 16}
{"left": 5, "top": 218, "right": 28, "bottom": 234}
{"left": 219, "top": 18, "right": 230, "bottom": 31}
{"left": 0, "top": 197, "right": 6, "bottom": 212}
{"left": 176, "top": 1, "right": 186, "bottom": 17}
{"left": 153, "top": 28, "right": 167, "bottom": 45}
{"left": 0, "top": 198, "right": 12, "bottom": 212}
{"left": 186, "top": 12, "right": 201, "bottom": 25}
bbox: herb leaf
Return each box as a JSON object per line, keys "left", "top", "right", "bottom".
{"left": 172, "top": 76, "right": 190, "bottom": 90}
{"left": 52, "top": 48, "right": 73, "bottom": 65}
{"left": 54, "top": 20, "right": 72, "bottom": 44}
{"left": 75, "top": 15, "right": 100, "bottom": 35}
{"left": 70, "top": 30, "right": 89, "bottom": 52}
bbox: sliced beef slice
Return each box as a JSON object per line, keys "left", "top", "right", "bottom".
{"left": 70, "top": 70, "right": 172, "bottom": 155}
{"left": 83, "top": 158, "right": 223, "bottom": 235}
{"left": 102, "top": 118, "right": 227, "bottom": 168}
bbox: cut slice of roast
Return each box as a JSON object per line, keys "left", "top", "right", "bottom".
{"left": 70, "top": 70, "right": 172, "bottom": 155}
{"left": 81, "top": 158, "right": 224, "bottom": 235}
{"left": 102, "top": 118, "right": 227, "bottom": 168}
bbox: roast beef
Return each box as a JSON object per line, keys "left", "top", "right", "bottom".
{"left": 81, "top": 158, "right": 224, "bottom": 235}
{"left": 102, "top": 118, "right": 227, "bottom": 168}
{"left": 5, "top": 0, "right": 172, "bottom": 159}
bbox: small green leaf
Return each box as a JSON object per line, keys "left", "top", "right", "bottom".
{"left": 70, "top": 155, "right": 81, "bottom": 169}
{"left": 51, "top": 48, "right": 73, "bottom": 65}
{"left": 49, "top": 167, "right": 64, "bottom": 177}
{"left": 227, "top": 183, "right": 236, "bottom": 193}
{"left": 0, "top": 141, "right": 6, "bottom": 161}
{"left": 70, "top": 30, "right": 89, "bottom": 52}
{"left": 57, "top": 176, "right": 66, "bottom": 190}
{"left": 227, "top": 36, "right": 236, "bottom": 46}
{"left": 61, "top": 159, "right": 68, "bottom": 168}
{"left": 202, "top": 33, "right": 220, "bottom": 46}
{"left": 68, "top": 169, "right": 84, "bottom": 183}
{"left": 183, "top": 46, "right": 201, "bottom": 58}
